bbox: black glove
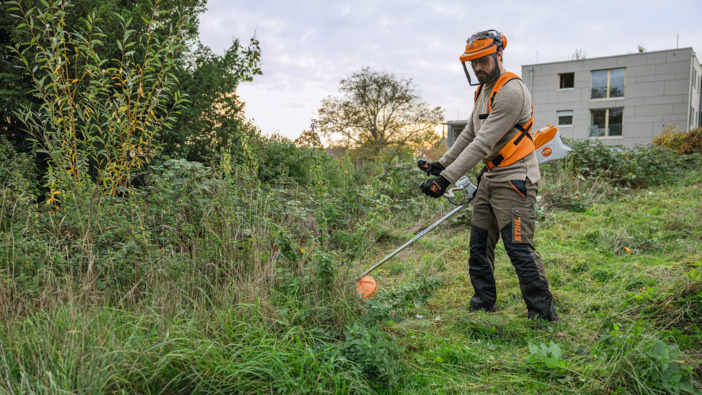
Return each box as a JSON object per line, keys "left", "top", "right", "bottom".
{"left": 417, "top": 159, "right": 445, "bottom": 176}
{"left": 420, "top": 176, "right": 451, "bottom": 198}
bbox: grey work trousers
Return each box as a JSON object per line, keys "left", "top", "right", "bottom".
{"left": 468, "top": 177, "right": 558, "bottom": 322}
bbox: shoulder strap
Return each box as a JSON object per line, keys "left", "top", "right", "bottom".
{"left": 488, "top": 72, "right": 520, "bottom": 113}
{"left": 480, "top": 72, "right": 537, "bottom": 170}
{"left": 474, "top": 72, "right": 521, "bottom": 119}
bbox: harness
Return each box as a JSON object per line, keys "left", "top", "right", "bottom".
{"left": 474, "top": 72, "right": 534, "bottom": 170}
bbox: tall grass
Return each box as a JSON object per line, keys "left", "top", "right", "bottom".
{"left": 1, "top": 137, "right": 700, "bottom": 392}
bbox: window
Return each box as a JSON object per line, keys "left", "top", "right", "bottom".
{"left": 559, "top": 73, "right": 574, "bottom": 89}
{"left": 590, "top": 108, "right": 623, "bottom": 137}
{"left": 591, "top": 68, "right": 625, "bottom": 99}
{"left": 557, "top": 110, "right": 573, "bottom": 126}
{"left": 691, "top": 107, "right": 695, "bottom": 129}
{"left": 692, "top": 70, "right": 697, "bottom": 92}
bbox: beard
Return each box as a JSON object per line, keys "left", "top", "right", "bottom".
{"left": 476, "top": 71, "right": 490, "bottom": 84}
{"left": 477, "top": 66, "right": 500, "bottom": 84}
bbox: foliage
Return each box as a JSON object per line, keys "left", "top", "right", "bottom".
{"left": 565, "top": 138, "right": 700, "bottom": 189}
{"left": 0, "top": 0, "right": 205, "bottom": 150}
{"left": 1, "top": 117, "right": 701, "bottom": 393}
{"left": 528, "top": 340, "right": 568, "bottom": 371}
{"left": 597, "top": 322, "right": 696, "bottom": 394}
{"left": 341, "top": 322, "right": 404, "bottom": 388}
{"left": 2, "top": 0, "right": 261, "bottom": 181}
{"left": 163, "top": 38, "right": 262, "bottom": 162}
{"left": 317, "top": 67, "right": 444, "bottom": 161}
{"left": 10, "top": 0, "right": 188, "bottom": 195}
{"left": 254, "top": 133, "right": 316, "bottom": 186}
{"left": 363, "top": 276, "right": 443, "bottom": 324}
{"left": 652, "top": 124, "right": 702, "bottom": 155}
{"left": 0, "top": 134, "right": 35, "bottom": 194}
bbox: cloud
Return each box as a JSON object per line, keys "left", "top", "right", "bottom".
{"left": 200, "top": 0, "right": 702, "bottom": 139}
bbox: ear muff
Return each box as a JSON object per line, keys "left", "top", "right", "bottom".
{"left": 487, "top": 30, "right": 507, "bottom": 51}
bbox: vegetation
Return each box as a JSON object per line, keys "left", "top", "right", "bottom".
{"left": 653, "top": 124, "right": 702, "bottom": 155}
{"left": 1, "top": 0, "right": 261, "bottom": 179}
{"left": 317, "top": 67, "right": 444, "bottom": 161}
{"left": 2, "top": 122, "right": 701, "bottom": 392}
{"left": 1, "top": 1, "right": 700, "bottom": 393}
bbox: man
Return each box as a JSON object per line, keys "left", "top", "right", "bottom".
{"left": 419, "top": 30, "right": 558, "bottom": 322}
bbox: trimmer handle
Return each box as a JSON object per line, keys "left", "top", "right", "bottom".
{"left": 443, "top": 176, "right": 477, "bottom": 202}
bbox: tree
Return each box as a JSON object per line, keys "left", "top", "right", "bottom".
{"left": 11, "top": 0, "right": 189, "bottom": 195}
{"left": 2, "top": 0, "right": 261, "bottom": 166}
{"left": 317, "top": 67, "right": 444, "bottom": 160}
{"left": 571, "top": 49, "right": 587, "bottom": 60}
{"left": 1, "top": 0, "right": 205, "bottom": 151}
{"left": 164, "top": 38, "right": 261, "bottom": 162}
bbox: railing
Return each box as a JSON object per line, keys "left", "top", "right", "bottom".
{"left": 589, "top": 124, "right": 622, "bottom": 137}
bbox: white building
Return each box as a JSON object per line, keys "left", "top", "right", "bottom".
{"left": 522, "top": 47, "right": 701, "bottom": 146}
{"left": 446, "top": 48, "right": 701, "bottom": 147}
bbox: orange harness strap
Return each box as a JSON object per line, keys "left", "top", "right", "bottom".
{"left": 474, "top": 72, "right": 535, "bottom": 170}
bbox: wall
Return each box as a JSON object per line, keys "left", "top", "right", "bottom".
{"left": 522, "top": 48, "right": 695, "bottom": 146}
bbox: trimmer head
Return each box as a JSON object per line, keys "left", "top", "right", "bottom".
{"left": 355, "top": 275, "right": 377, "bottom": 299}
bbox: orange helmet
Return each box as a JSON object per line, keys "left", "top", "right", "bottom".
{"left": 460, "top": 30, "right": 507, "bottom": 86}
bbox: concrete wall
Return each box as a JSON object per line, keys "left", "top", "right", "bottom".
{"left": 522, "top": 48, "right": 697, "bottom": 146}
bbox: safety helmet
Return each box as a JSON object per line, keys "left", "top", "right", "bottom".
{"left": 460, "top": 30, "right": 507, "bottom": 86}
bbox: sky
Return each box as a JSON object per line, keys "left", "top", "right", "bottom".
{"left": 198, "top": 0, "right": 702, "bottom": 140}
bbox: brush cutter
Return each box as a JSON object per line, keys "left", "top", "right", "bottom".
{"left": 355, "top": 125, "right": 572, "bottom": 299}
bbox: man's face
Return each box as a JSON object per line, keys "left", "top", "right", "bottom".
{"left": 470, "top": 55, "right": 495, "bottom": 84}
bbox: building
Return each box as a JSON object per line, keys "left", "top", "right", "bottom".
{"left": 446, "top": 47, "right": 702, "bottom": 147}
{"left": 443, "top": 120, "right": 467, "bottom": 147}
{"left": 522, "top": 47, "right": 701, "bottom": 146}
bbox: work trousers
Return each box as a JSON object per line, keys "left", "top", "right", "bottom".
{"left": 468, "top": 177, "right": 558, "bottom": 322}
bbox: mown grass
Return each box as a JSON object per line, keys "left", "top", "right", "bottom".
{"left": 362, "top": 168, "right": 701, "bottom": 393}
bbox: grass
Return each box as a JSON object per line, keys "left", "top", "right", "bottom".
{"left": 360, "top": 168, "right": 701, "bottom": 393}
{"left": 0, "top": 166, "right": 700, "bottom": 394}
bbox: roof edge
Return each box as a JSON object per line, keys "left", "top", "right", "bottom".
{"left": 522, "top": 47, "right": 694, "bottom": 68}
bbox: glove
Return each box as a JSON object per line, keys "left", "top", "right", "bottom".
{"left": 420, "top": 176, "right": 451, "bottom": 198}
{"left": 417, "top": 159, "right": 445, "bottom": 176}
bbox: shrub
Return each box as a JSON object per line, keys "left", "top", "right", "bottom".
{"left": 653, "top": 125, "right": 702, "bottom": 154}
{"left": 567, "top": 139, "right": 696, "bottom": 189}
{"left": 10, "top": 0, "right": 188, "bottom": 195}
{"left": 0, "top": 134, "right": 35, "bottom": 195}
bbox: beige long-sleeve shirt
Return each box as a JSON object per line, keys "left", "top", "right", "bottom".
{"left": 438, "top": 75, "right": 540, "bottom": 185}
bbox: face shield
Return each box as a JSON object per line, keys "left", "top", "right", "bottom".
{"left": 459, "top": 31, "right": 506, "bottom": 86}
{"left": 461, "top": 55, "right": 497, "bottom": 86}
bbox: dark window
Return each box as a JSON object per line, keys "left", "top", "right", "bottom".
{"left": 591, "top": 68, "right": 625, "bottom": 99}
{"left": 557, "top": 110, "right": 573, "bottom": 126}
{"left": 559, "top": 72, "right": 574, "bottom": 89}
{"left": 590, "top": 108, "right": 623, "bottom": 137}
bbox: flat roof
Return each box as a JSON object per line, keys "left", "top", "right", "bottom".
{"left": 522, "top": 47, "right": 694, "bottom": 68}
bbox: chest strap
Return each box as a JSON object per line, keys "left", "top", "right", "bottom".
{"left": 474, "top": 72, "right": 535, "bottom": 170}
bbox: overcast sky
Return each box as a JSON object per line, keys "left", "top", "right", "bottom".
{"left": 199, "top": 0, "right": 702, "bottom": 140}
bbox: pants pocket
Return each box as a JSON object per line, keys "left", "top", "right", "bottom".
{"left": 511, "top": 207, "right": 535, "bottom": 245}
{"left": 508, "top": 180, "right": 527, "bottom": 198}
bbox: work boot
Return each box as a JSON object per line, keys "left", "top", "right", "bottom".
{"left": 469, "top": 300, "right": 496, "bottom": 313}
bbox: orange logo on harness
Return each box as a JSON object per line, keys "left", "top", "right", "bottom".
{"left": 542, "top": 147, "right": 552, "bottom": 157}
{"left": 514, "top": 216, "right": 522, "bottom": 242}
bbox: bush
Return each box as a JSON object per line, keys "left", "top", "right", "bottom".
{"left": 0, "top": 134, "right": 35, "bottom": 195}
{"left": 11, "top": 1, "right": 188, "bottom": 195}
{"left": 567, "top": 139, "right": 698, "bottom": 189}
{"left": 653, "top": 125, "right": 702, "bottom": 154}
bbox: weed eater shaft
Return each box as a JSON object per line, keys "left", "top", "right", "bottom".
{"left": 355, "top": 199, "right": 472, "bottom": 282}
